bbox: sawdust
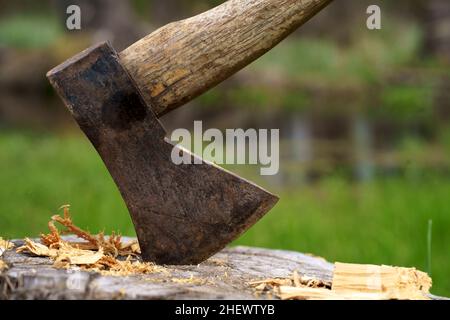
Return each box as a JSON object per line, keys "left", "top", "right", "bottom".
{"left": 207, "top": 258, "right": 229, "bottom": 267}
{"left": 250, "top": 263, "right": 432, "bottom": 300}
{"left": 15, "top": 205, "right": 166, "bottom": 277}
{"left": 96, "top": 256, "right": 168, "bottom": 276}
{"left": 171, "top": 274, "right": 209, "bottom": 285}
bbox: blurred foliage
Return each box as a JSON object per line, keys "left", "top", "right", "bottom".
{"left": 379, "top": 85, "right": 435, "bottom": 122}
{"left": 198, "top": 86, "right": 311, "bottom": 112}
{"left": 131, "top": 0, "right": 151, "bottom": 16}
{"left": 0, "top": 15, "right": 62, "bottom": 48}
{"left": 251, "top": 23, "right": 423, "bottom": 86}
{"left": 194, "top": 20, "right": 439, "bottom": 120}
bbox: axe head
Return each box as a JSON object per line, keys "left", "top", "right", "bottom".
{"left": 47, "top": 42, "right": 278, "bottom": 265}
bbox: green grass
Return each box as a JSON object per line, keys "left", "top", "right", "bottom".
{"left": 0, "top": 132, "right": 132, "bottom": 237}
{"left": 0, "top": 132, "right": 448, "bottom": 296}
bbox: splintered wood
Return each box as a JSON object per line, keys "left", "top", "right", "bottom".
{"left": 332, "top": 262, "right": 432, "bottom": 300}
{"left": 0, "top": 237, "right": 14, "bottom": 256}
{"left": 15, "top": 206, "right": 165, "bottom": 276}
{"left": 40, "top": 205, "right": 141, "bottom": 257}
{"left": 251, "top": 263, "right": 432, "bottom": 300}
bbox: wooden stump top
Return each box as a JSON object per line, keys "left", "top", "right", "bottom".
{"left": 1, "top": 238, "right": 333, "bottom": 300}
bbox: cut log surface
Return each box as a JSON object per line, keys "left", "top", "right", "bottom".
{"left": 0, "top": 238, "right": 333, "bottom": 300}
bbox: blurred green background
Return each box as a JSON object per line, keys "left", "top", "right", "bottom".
{"left": 0, "top": 0, "right": 449, "bottom": 296}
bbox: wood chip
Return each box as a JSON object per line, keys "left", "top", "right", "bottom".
{"left": 332, "top": 262, "right": 431, "bottom": 300}
{"left": 1, "top": 237, "right": 14, "bottom": 272}
{"left": 0, "top": 237, "right": 14, "bottom": 256}
{"left": 55, "top": 245, "right": 105, "bottom": 266}
{"left": 16, "top": 238, "right": 58, "bottom": 257}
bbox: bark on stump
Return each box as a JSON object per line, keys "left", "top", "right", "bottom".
{"left": 0, "top": 238, "right": 332, "bottom": 300}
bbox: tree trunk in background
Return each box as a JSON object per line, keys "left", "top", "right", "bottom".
{"left": 423, "top": 0, "right": 450, "bottom": 62}
{"left": 53, "top": 0, "right": 142, "bottom": 50}
{"left": 352, "top": 116, "right": 374, "bottom": 181}
{"left": 149, "top": 0, "right": 222, "bottom": 26}
{"left": 287, "top": 115, "right": 313, "bottom": 184}
{"left": 418, "top": 0, "right": 450, "bottom": 122}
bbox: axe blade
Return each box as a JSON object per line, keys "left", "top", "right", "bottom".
{"left": 47, "top": 42, "right": 278, "bottom": 265}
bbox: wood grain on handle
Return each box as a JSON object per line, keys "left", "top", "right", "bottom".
{"left": 119, "top": 0, "right": 332, "bottom": 117}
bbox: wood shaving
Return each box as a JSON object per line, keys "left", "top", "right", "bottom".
{"left": 0, "top": 237, "right": 14, "bottom": 256}
{"left": 250, "top": 263, "right": 432, "bottom": 300}
{"left": 1, "top": 238, "right": 14, "bottom": 272}
{"left": 17, "top": 238, "right": 58, "bottom": 257}
{"left": 55, "top": 244, "right": 105, "bottom": 266}
{"left": 41, "top": 205, "right": 140, "bottom": 257}
{"left": 15, "top": 205, "right": 165, "bottom": 277}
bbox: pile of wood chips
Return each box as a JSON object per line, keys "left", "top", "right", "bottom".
{"left": 14, "top": 205, "right": 167, "bottom": 276}
{"left": 250, "top": 263, "right": 432, "bottom": 300}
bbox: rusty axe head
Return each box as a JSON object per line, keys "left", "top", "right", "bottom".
{"left": 47, "top": 42, "right": 277, "bottom": 265}
{"left": 47, "top": 0, "right": 332, "bottom": 264}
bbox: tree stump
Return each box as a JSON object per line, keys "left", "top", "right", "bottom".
{"left": 0, "top": 238, "right": 333, "bottom": 300}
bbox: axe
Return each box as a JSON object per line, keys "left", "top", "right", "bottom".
{"left": 47, "top": 0, "right": 332, "bottom": 264}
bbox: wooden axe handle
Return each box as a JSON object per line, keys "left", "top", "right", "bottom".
{"left": 119, "top": 0, "right": 332, "bottom": 117}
